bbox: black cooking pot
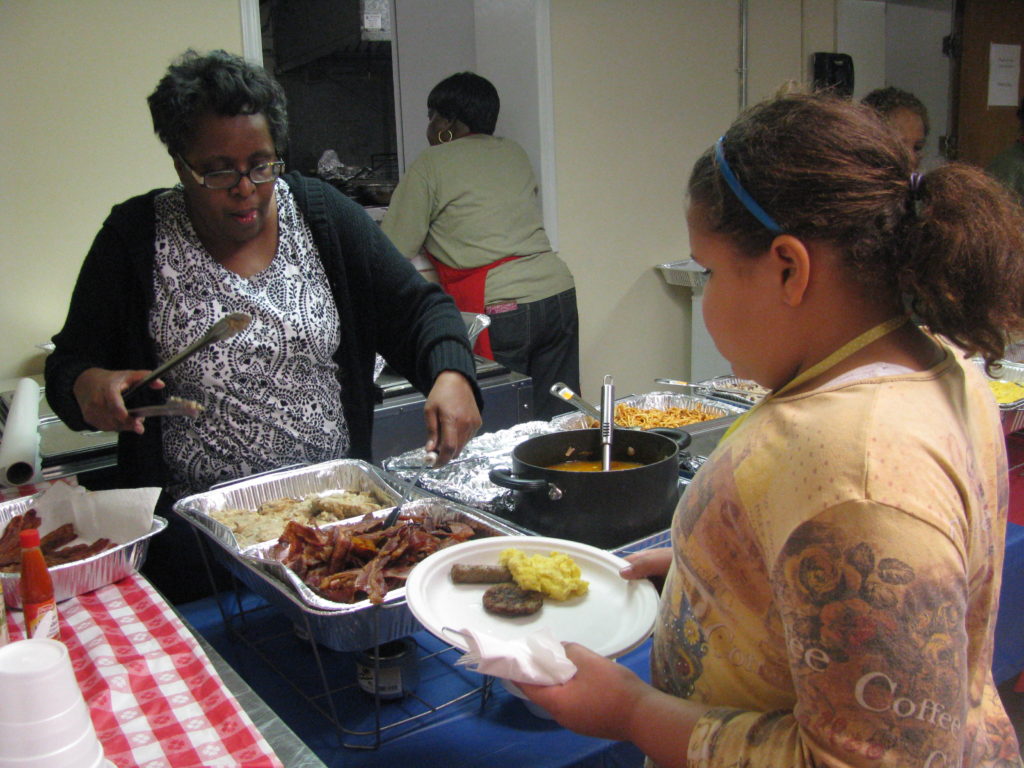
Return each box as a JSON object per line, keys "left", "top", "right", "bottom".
{"left": 488, "top": 428, "right": 691, "bottom": 549}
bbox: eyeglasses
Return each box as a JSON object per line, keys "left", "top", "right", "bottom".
{"left": 178, "top": 155, "right": 285, "bottom": 190}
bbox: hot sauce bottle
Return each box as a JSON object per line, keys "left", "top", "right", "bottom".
{"left": 19, "top": 528, "right": 60, "bottom": 640}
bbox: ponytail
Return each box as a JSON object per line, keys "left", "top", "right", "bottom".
{"left": 688, "top": 93, "right": 1024, "bottom": 367}
{"left": 898, "top": 164, "right": 1024, "bottom": 368}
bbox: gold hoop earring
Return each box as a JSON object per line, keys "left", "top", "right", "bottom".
{"left": 438, "top": 129, "right": 454, "bottom": 144}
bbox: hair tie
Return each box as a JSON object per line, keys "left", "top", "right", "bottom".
{"left": 715, "top": 137, "right": 783, "bottom": 234}
{"left": 908, "top": 172, "right": 924, "bottom": 201}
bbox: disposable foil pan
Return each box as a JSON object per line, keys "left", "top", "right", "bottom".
{"left": 1, "top": 493, "right": 167, "bottom": 608}
{"left": 973, "top": 358, "right": 1024, "bottom": 434}
{"left": 174, "top": 459, "right": 407, "bottom": 553}
{"left": 174, "top": 459, "right": 523, "bottom": 651}
{"left": 550, "top": 391, "right": 746, "bottom": 431}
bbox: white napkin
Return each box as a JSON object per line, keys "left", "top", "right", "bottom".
{"left": 449, "top": 627, "right": 577, "bottom": 685}
{"left": 32, "top": 483, "right": 160, "bottom": 543}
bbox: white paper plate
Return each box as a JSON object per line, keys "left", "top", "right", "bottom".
{"left": 404, "top": 536, "right": 659, "bottom": 659}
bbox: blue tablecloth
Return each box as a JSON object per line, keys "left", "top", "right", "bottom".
{"left": 178, "top": 519, "right": 1021, "bottom": 767}
{"left": 994, "top": 521, "right": 1024, "bottom": 685}
{"left": 180, "top": 589, "right": 646, "bottom": 768}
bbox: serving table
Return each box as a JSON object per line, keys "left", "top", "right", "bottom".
{"left": 3, "top": 572, "right": 323, "bottom": 768}
{"left": 176, "top": 534, "right": 667, "bottom": 768}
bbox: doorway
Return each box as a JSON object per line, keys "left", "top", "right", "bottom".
{"left": 259, "top": 0, "right": 398, "bottom": 183}
{"left": 949, "top": 0, "right": 1024, "bottom": 166}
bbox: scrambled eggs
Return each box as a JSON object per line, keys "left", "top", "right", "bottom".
{"left": 988, "top": 380, "right": 1024, "bottom": 405}
{"left": 499, "top": 548, "right": 589, "bottom": 601}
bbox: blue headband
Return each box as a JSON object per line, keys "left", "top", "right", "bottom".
{"left": 715, "top": 136, "right": 783, "bottom": 234}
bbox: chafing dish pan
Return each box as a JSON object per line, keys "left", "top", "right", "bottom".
{"left": 1, "top": 492, "right": 166, "bottom": 607}
{"left": 551, "top": 391, "right": 745, "bottom": 431}
{"left": 974, "top": 358, "right": 1024, "bottom": 434}
{"left": 174, "top": 459, "right": 523, "bottom": 651}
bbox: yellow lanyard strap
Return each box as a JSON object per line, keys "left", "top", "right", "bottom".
{"left": 721, "top": 316, "right": 909, "bottom": 442}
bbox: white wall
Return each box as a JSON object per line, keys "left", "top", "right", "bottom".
{"left": 885, "top": 0, "right": 952, "bottom": 171}
{"left": 0, "top": 0, "right": 242, "bottom": 379}
{"left": 839, "top": 0, "right": 888, "bottom": 98}
{"left": 390, "top": 0, "right": 476, "bottom": 172}
{"left": 549, "top": 0, "right": 835, "bottom": 398}
{"left": 837, "top": 0, "right": 952, "bottom": 171}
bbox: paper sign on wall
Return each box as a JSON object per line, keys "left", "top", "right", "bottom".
{"left": 988, "top": 43, "right": 1021, "bottom": 107}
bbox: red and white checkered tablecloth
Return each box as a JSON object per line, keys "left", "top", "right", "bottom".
{"left": 6, "top": 573, "right": 284, "bottom": 768}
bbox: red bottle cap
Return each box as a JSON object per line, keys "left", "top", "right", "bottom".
{"left": 19, "top": 528, "right": 41, "bottom": 548}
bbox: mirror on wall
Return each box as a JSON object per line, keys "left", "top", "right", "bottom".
{"left": 260, "top": 0, "right": 398, "bottom": 196}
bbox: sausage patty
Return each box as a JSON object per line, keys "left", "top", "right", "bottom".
{"left": 482, "top": 582, "right": 544, "bottom": 617}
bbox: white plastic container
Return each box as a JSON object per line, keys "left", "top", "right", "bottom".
{"left": 0, "top": 639, "right": 105, "bottom": 767}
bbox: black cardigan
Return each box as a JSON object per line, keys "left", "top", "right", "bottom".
{"left": 45, "top": 172, "right": 480, "bottom": 490}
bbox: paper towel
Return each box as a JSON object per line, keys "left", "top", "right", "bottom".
{"left": 449, "top": 627, "right": 577, "bottom": 685}
{"left": 0, "top": 378, "right": 42, "bottom": 487}
{"left": 30, "top": 482, "right": 159, "bottom": 544}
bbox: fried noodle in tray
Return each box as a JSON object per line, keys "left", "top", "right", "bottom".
{"left": 550, "top": 391, "right": 746, "bottom": 431}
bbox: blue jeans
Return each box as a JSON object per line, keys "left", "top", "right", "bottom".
{"left": 488, "top": 288, "right": 581, "bottom": 421}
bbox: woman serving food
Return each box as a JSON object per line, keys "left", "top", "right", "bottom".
{"left": 45, "top": 49, "right": 482, "bottom": 603}
{"left": 520, "top": 93, "right": 1024, "bottom": 767}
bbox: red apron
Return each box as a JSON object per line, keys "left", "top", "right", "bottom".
{"left": 426, "top": 252, "right": 521, "bottom": 359}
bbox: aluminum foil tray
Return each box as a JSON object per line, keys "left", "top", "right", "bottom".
{"left": 550, "top": 391, "right": 746, "bottom": 431}
{"left": 974, "top": 358, "right": 1024, "bottom": 434}
{"left": 1, "top": 492, "right": 166, "bottom": 607}
{"left": 693, "top": 376, "right": 768, "bottom": 407}
{"left": 174, "top": 459, "right": 523, "bottom": 651}
{"left": 174, "top": 459, "right": 407, "bottom": 553}
{"left": 383, "top": 422, "right": 558, "bottom": 512}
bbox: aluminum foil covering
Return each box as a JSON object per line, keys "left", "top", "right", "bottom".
{"left": 174, "top": 459, "right": 523, "bottom": 651}
{"left": 550, "top": 391, "right": 746, "bottom": 431}
{"left": 1, "top": 492, "right": 167, "bottom": 608}
{"left": 383, "top": 421, "right": 558, "bottom": 513}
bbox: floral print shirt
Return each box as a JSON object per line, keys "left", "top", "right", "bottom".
{"left": 652, "top": 342, "right": 1022, "bottom": 767}
{"left": 152, "top": 181, "right": 347, "bottom": 497}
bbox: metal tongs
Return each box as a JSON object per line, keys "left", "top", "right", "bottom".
{"left": 549, "top": 382, "right": 601, "bottom": 422}
{"left": 600, "top": 374, "right": 614, "bottom": 471}
{"left": 382, "top": 451, "right": 439, "bottom": 528}
{"left": 128, "top": 396, "right": 205, "bottom": 419}
{"left": 654, "top": 377, "right": 691, "bottom": 388}
{"left": 124, "top": 312, "right": 252, "bottom": 398}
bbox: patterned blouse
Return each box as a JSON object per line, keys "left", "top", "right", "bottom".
{"left": 654, "top": 343, "right": 1021, "bottom": 767}
{"left": 151, "top": 180, "right": 347, "bottom": 498}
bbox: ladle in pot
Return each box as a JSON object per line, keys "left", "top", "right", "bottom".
{"left": 600, "top": 375, "right": 614, "bottom": 471}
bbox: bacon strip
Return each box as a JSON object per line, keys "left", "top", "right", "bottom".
{"left": 271, "top": 512, "right": 479, "bottom": 604}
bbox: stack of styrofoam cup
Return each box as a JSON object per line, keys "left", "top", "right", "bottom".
{"left": 0, "top": 638, "right": 106, "bottom": 768}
